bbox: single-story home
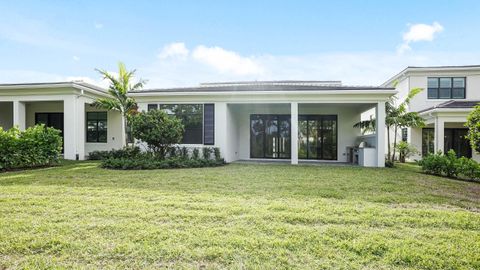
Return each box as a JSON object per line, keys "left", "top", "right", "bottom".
{"left": 0, "top": 80, "right": 394, "bottom": 167}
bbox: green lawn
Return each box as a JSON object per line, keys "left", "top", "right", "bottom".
{"left": 0, "top": 162, "right": 479, "bottom": 269}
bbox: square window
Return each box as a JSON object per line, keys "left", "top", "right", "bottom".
{"left": 439, "top": 88, "right": 451, "bottom": 99}
{"left": 428, "top": 88, "right": 438, "bottom": 99}
{"left": 147, "top": 104, "right": 158, "bottom": 111}
{"left": 427, "top": 78, "right": 439, "bottom": 88}
{"left": 453, "top": 78, "right": 465, "bottom": 88}
{"left": 439, "top": 78, "right": 452, "bottom": 88}
{"left": 452, "top": 88, "right": 465, "bottom": 99}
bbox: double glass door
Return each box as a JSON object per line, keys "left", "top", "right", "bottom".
{"left": 35, "top": 113, "right": 64, "bottom": 152}
{"left": 298, "top": 115, "right": 337, "bottom": 160}
{"left": 250, "top": 114, "right": 291, "bottom": 159}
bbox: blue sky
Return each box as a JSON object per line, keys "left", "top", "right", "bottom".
{"left": 1, "top": 0, "right": 480, "bottom": 88}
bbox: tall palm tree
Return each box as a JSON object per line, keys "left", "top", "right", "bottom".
{"left": 93, "top": 62, "right": 146, "bottom": 146}
{"left": 354, "top": 87, "right": 425, "bottom": 162}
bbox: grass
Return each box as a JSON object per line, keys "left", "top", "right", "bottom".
{"left": 0, "top": 161, "right": 479, "bottom": 269}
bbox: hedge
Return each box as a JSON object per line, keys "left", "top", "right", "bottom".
{"left": 0, "top": 125, "right": 63, "bottom": 171}
{"left": 418, "top": 150, "right": 480, "bottom": 181}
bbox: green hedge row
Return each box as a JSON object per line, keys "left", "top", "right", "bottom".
{"left": 0, "top": 125, "right": 63, "bottom": 171}
{"left": 418, "top": 150, "right": 480, "bottom": 181}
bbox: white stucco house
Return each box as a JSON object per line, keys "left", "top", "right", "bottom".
{"left": 382, "top": 65, "right": 480, "bottom": 162}
{"left": 1, "top": 65, "right": 478, "bottom": 167}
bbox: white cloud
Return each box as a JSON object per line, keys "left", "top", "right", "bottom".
{"left": 73, "top": 56, "right": 80, "bottom": 61}
{"left": 192, "top": 45, "right": 264, "bottom": 75}
{"left": 398, "top": 22, "right": 444, "bottom": 53}
{"left": 94, "top": 22, "right": 103, "bottom": 29}
{"left": 157, "top": 42, "right": 189, "bottom": 60}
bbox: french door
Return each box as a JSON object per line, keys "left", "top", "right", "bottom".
{"left": 298, "top": 115, "right": 337, "bottom": 160}
{"left": 250, "top": 114, "right": 291, "bottom": 159}
{"left": 444, "top": 128, "right": 471, "bottom": 158}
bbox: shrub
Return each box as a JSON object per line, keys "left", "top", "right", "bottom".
{"left": 214, "top": 147, "right": 221, "bottom": 161}
{"left": 418, "top": 150, "right": 480, "bottom": 181}
{"left": 180, "top": 147, "right": 189, "bottom": 159}
{"left": 101, "top": 156, "right": 225, "bottom": 170}
{"left": 130, "top": 109, "right": 184, "bottom": 158}
{"left": 465, "top": 104, "right": 480, "bottom": 153}
{"left": 88, "top": 147, "right": 141, "bottom": 160}
{"left": 385, "top": 159, "right": 394, "bottom": 168}
{"left": 192, "top": 148, "right": 200, "bottom": 159}
{"left": 168, "top": 146, "right": 178, "bottom": 158}
{"left": 395, "top": 141, "right": 419, "bottom": 163}
{"left": 202, "top": 147, "right": 212, "bottom": 160}
{"left": 0, "top": 125, "right": 62, "bottom": 171}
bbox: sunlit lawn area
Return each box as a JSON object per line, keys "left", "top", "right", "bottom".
{"left": 0, "top": 161, "right": 479, "bottom": 269}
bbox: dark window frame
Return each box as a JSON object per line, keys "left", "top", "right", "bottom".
{"left": 250, "top": 114, "right": 291, "bottom": 159}
{"left": 401, "top": 128, "right": 408, "bottom": 142}
{"left": 422, "top": 128, "right": 435, "bottom": 156}
{"left": 427, "top": 77, "right": 466, "bottom": 99}
{"left": 298, "top": 115, "right": 338, "bottom": 160}
{"left": 203, "top": 104, "right": 215, "bottom": 145}
{"left": 158, "top": 104, "right": 204, "bottom": 145}
{"left": 86, "top": 111, "right": 108, "bottom": 143}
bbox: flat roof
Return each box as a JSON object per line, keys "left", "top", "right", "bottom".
{"left": 0, "top": 81, "right": 107, "bottom": 94}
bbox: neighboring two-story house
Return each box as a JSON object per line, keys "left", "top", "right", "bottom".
{"left": 383, "top": 65, "right": 480, "bottom": 161}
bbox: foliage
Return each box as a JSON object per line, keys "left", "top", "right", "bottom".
{"left": 88, "top": 147, "right": 141, "bottom": 160}
{"left": 465, "top": 104, "right": 480, "bottom": 153}
{"left": 214, "top": 147, "right": 222, "bottom": 161}
{"left": 418, "top": 150, "right": 480, "bottom": 180}
{"left": 192, "top": 148, "right": 200, "bottom": 159}
{"left": 93, "top": 62, "right": 146, "bottom": 146}
{"left": 168, "top": 146, "right": 178, "bottom": 158}
{"left": 395, "top": 141, "right": 419, "bottom": 163}
{"left": 180, "top": 146, "right": 189, "bottom": 159}
{"left": 0, "top": 125, "right": 62, "bottom": 171}
{"left": 354, "top": 86, "right": 425, "bottom": 162}
{"left": 384, "top": 159, "right": 395, "bottom": 168}
{"left": 101, "top": 156, "right": 224, "bottom": 170}
{"left": 130, "top": 109, "right": 184, "bottom": 158}
{"left": 202, "top": 147, "right": 212, "bottom": 160}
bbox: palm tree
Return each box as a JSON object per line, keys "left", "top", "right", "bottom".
{"left": 93, "top": 62, "right": 146, "bottom": 146}
{"left": 354, "top": 87, "right": 425, "bottom": 162}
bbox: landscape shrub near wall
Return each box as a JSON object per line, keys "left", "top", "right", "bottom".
{"left": 418, "top": 150, "right": 480, "bottom": 181}
{"left": 91, "top": 146, "right": 225, "bottom": 170}
{"left": 0, "top": 125, "right": 63, "bottom": 171}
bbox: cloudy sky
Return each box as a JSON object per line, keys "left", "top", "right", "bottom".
{"left": 1, "top": 0, "right": 479, "bottom": 88}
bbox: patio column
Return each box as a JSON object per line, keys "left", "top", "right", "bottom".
{"left": 291, "top": 102, "right": 298, "bottom": 164}
{"left": 63, "top": 96, "right": 76, "bottom": 160}
{"left": 434, "top": 117, "right": 444, "bottom": 153}
{"left": 75, "top": 97, "right": 86, "bottom": 160}
{"left": 13, "top": 100, "right": 26, "bottom": 131}
{"left": 375, "top": 101, "right": 386, "bottom": 167}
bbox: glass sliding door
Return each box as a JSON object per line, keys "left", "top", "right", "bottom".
{"left": 250, "top": 114, "right": 291, "bottom": 159}
{"left": 298, "top": 115, "right": 337, "bottom": 160}
{"left": 444, "top": 128, "right": 471, "bottom": 158}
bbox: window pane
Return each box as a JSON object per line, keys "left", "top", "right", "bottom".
{"left": 278, "top": 117, "right": 291, "bottom": 158}
{"left": 250, "top": 116, "right": 265, "bottom": 158}
{"left": 439, "top": 78, "right": 452, "bottom": 88}
{"left": 453, "top": 78, "right": 465, "bottom": 88}
{"left": 307, "top": 120, "right": 318, "bottom": 159}
{"left": 298, "top": 119, "right": 308, "bottom": 159}
{"left": 148, "top": 104, "right": 158, "bottom": 111}
{"left": 87, "top": 112, "right": 98, "bottom": 120}
{"left": 439, "top": 88, "right": 451, "bottom": 99}
{"left": 422, "top": 129, "right": 434, "bottom": 156}
{"left": 264, "top": 117, "right": 278, "bottom": 158}
{"left": 97, "top": 112, "right": 107, "bottom": 120}
{"left": 427, "top": 78, "right": 439, "bottom": 88}
{"left": 427, "top": 88, "right": 438, "bottom": 99}
{"left": 452, "top": 88, "right": 465, "bottom": 99}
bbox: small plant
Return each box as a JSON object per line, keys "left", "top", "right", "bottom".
{"left": 192, "top": 148, "right": 200, "bottom": 160}
{"left": 385, "top": 159, "right": 394, "bottom": 168}
{"left": 214, "top": 147, "right": 221, "bottom": 161}
{"left": 169, "top": 147, "right": 178, "bottom": 158}
{"left": 202, "top": 147, "right": 212, "bottom": 160}
{"left": 395, "top": 141, "right": 419, "bottom": 163}
{"left": 180, "top": 147, "right": 189, "bottom": 159}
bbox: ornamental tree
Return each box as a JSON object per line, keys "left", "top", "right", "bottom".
{"left": 466, "top": 104, "right": 480, "bottom": 153}
{"left": 130, "top": 109, "right": 184, "bottom": 158}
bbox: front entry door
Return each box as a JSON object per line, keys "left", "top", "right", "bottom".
{"left": 35, "top": 113, "right": 64, "bottom": 152}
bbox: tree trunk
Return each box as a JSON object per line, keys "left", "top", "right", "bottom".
{"left": 386, "top": 126, "right": 391, "bottom": 162}
{"left": 392, "top": 125, "right": 398, "bottom": 162}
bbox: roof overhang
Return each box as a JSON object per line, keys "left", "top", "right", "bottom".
{"left": 0, "top": 82, "right": 109, "bottom": 99}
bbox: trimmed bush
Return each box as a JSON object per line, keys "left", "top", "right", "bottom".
{"left": 180, "top": 147, "right": 189, "bottom": 159}
{"left": 214, "top": 147, "right": 221, "bottom": 161}
{"left": 0, "top": 125, "right": 62, "bottom": 171}
{"left": 202, "top": 147, "right": 212, "bottom": 160}
{"left": 418, "top": 150, "right": 480, "bottom": 181}
{"left": 101, "top": 156, "right": 224, "bottom": 170}
{"left": 192, "top": 148, "right": 200, "bottom": 160}
{"left": 88, "top": 147, "right": 141, "bottom": 160}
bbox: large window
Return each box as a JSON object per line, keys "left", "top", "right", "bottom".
{"left": 250, "top": 115, "right": 291, "bottom": 159}
{"left": 427, "top": 77, "right": 466, "bottom": 99}
{"left": 150, "top": 104, "right": 203, "bottom": 144}
{"left": 298, "top": 115, "right": 337, "bottom": 160}
{"left": 444, "top": 129, "right": 472, "bottom": 158}
{"left": 86, "top": 112, "right": 107, "bottom": 143}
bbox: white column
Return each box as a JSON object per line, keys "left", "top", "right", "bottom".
{"left": 434, "top": 117, "right": 444, "bottom": 154}
{"left": 13, "top": 101, "right": 26, "bottom": 130}
{"left": 63, "top": 96, "right": 77, "bottom": 160}
{"left": 291, "top": 102, "right": 298, "bottom": 165}
{"left": 214, "top": 102, "right": 228, "bottom": 161}
{"left": 375, "top": 101, "right": 386, "bottom": 167}
{"left": 76, "top": 97, "right": 86, "bottom": 160}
